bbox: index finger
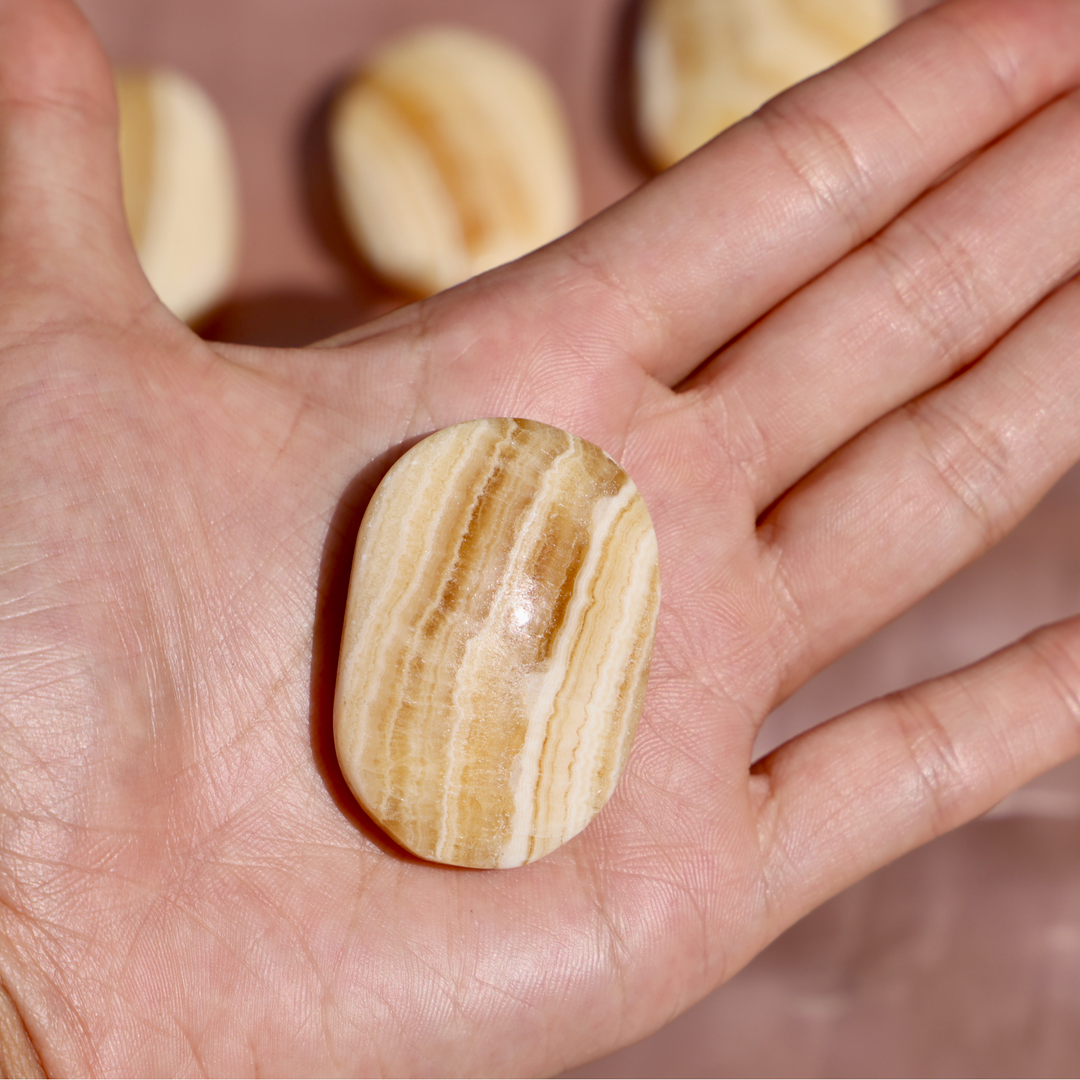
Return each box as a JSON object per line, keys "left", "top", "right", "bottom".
{"left": 549, "top": 0, "right": 1080, "bottom": 385}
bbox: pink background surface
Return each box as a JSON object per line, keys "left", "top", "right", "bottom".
{"left": 74, "top": 1, "right": 1080, "bottom": 1075}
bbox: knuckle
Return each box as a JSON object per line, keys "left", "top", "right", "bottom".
{"left": 869, "top": 215, "right": 988, "bottom": 369}
{"left": 1025, "top": 627, "right": 1080, "bottom": 731}
{"left": 892, "top": 690, "right": 968, "bottom": 836}
{"left": 904, "top": 394, "right": 1019, "bottom": 545}
{"left": 755, "top": 85, "right": 878, "bottom": 246}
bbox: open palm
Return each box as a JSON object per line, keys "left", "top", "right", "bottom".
{"left": 3, "top": 0, "right": 1080, "bottom": 1074}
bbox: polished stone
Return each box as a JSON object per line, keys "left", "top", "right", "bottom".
{"left": 329, "top": 27, "right": 579, "bottom": 296}
{"left": 334, "top": 418, "right": 660, "bottom": 868}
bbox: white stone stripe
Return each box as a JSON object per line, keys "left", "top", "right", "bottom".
{"left": 562, "top": 510, "right": 659, "bottom": 835}
{"left": 388, "top": 421, "right": 517, "bottom": 830}
{"left": 337, "top": 420, "right": 503, "bottom": 810}
{"left": 525, "top": 484, "right": 643, "bottom": 856}
{"left": 502, "top": 477, "right": 639, "bottom": 865}
{"left": 440, "top": 429, "right": 580, "bottom": 862}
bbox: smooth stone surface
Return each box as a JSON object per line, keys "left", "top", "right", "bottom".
{"left": 329, "top": 27, "right": 580, "bottom": 297}
{"left": 334, "top": 418, "right": 660, "bottom": 868}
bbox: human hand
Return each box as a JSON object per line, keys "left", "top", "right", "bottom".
{"left": 2, "top": 0, "right": 1080, "bottom": 1075}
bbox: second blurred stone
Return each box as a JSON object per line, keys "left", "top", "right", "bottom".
{"left": 329, "top": 27, "right": 580, "bottom": 297}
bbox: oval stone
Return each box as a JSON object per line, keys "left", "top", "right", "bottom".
{"left": 334, "top": 418, "right": 661, "bottom": 868}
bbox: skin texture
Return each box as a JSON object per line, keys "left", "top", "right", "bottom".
{"left": 2, "top": 0, "right": 1080, "bottom": 1074}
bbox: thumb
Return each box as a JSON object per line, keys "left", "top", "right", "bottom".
{"left": 0, "top": 0, "right": 150, "bottom": 324}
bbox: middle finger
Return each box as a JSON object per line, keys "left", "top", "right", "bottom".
{"left": 682, "top": 87, "right": 1080, "bottom": 513}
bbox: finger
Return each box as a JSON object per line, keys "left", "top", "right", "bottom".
{"left": 293, "top": 0, "right": 1080, "bottom": 435}
{"left": 762, "top": 274, "right": 1080, "bottom": 700}
{"left": 0, "top": 0, "right": 143, "bottom": 322}
{"left": 751, "top": 615, "right": 1080, "bottom": 934}
{"left": 684, "top": 84, "right": 1080, "bottom": 513}
{"left": 548, "top": 0, "right": 1080, "bottom": 386}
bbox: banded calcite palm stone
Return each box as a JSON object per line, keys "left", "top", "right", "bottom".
{"left": 334, "top": 418, "right": 660, "bottom": 868}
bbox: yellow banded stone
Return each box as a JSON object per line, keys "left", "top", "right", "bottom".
{"left": 334, "top": 418, "right": 661, "bottom": 868}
